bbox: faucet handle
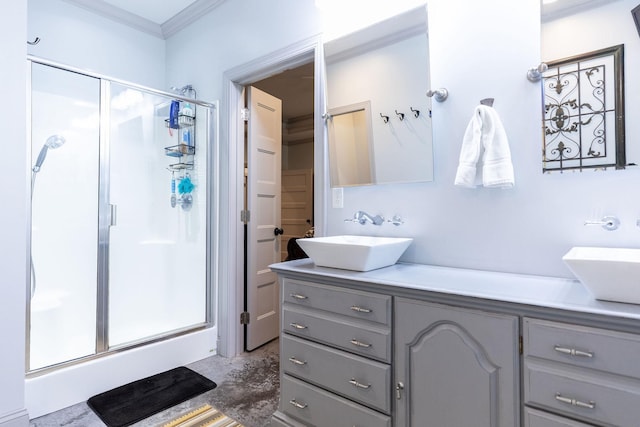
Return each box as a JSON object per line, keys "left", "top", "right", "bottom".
{"left": 584, "top": 216, "right": 619, "bottom": 231}
{"left": 387, "top": 215, "right": 405, "bottom": 226}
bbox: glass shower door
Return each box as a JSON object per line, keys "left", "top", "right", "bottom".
{"left": 107, "top": 83, "right": 208, "bottom": 347}
{"left": 29, "top": 63, "right": 100, "bottom": 370}
{"left": 29, "top": 62, "right": 212, "bottom": 372}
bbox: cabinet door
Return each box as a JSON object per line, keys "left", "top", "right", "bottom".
{"left": 394, "top": 298, "right": 519, "bottom": 427}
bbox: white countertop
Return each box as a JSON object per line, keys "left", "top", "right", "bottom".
{"left": 270, "top": 259, "right": 640, "bottom": 322}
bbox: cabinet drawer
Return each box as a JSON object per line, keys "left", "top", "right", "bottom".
{"left": 524, "top": 317, "right": 640, "bottom": 379}
{"left": 283, "top": 304, "right": 391, "bottom": 362}
{"left": 280, "top": 375, "right": 391, "bottom": 427}
{"left": 524, "top": 359, "right": 640, "bottom": 427}
{"left": 282, "top": 334, "right": 391, "bottom": 413}
{"left": 283, "top": 278, "right": 391, "bottom": 326}
{"left": 524, "top": 407, "right": 592, "bottom": 427}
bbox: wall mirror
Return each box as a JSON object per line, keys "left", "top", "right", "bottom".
{"left": 324, "top": 6, "right": 434, "bottom": 187}
{"left": 541, "top": 0, "right": 639, "bottom": 172}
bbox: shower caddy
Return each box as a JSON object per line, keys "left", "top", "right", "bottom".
{"left": 165, "top": 102, "right": 196, "bottom": 210}
{"left": 164, "top": 103, "right": 196, "bottom": 169}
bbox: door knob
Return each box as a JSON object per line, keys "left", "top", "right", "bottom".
{"left": 274, "top": 227, "right": 284, "bottom": 236}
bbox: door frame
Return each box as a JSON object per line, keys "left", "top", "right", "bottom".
{"left": 219, "top": 35, "right": 327, "bottom": 357}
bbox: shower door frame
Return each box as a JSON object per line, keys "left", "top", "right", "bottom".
{"left": 26, "top": 56, "right": 218, "bottom": 375}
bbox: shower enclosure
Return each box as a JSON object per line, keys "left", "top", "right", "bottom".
{"left": 28, "top": 58, "right": 217, "bottom": 373}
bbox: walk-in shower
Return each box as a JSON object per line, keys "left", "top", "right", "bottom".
{"left": 27, "top": 58, "right": 218, "bottom": 416}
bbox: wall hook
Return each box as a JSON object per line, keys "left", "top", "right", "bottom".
{"left": 380, "top": 113, "right": 389, "bottom": 123}
{"left": 426, "top": 88, "right": 449, "bottom": 102}
{"left": 480, "top": 98, "right": 494, "bottom": 107}
{"left": 527, "top": 62, "right": 549, "bottom": 82}
{"left": 395, "top": 110, "right": 405, "bottom": 121}
{"left": 410, "top": 107, "right": 420, "bottom": 118}
{"left": 27, "top": 37, "right": 40, "bottom": 45}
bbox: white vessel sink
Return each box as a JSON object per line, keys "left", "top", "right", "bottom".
{"left": 296, "top": 235, "right": 413, "bottom": 272}
{"left": 562, "top": 246, "right": 640, "bottom": 305}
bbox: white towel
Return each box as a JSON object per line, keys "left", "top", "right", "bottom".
{"left": 454, "top": 105, "right": 514, "bottom": 188}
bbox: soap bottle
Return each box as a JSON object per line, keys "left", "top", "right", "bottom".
{"left": 181, "top": 103, "right": 194, "bottom": 118}
{"left": 181, "top": 129, "right": 191, "bottom": 152}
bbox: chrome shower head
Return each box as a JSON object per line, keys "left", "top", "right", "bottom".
{"left": 45, "top": 134, "right": 65, "bottom": 149}
{"left": 32, "top": 135, "right": 66, "bottom": 173}
{"left": 170, "top": 84, "right": 196, "bottom": 98}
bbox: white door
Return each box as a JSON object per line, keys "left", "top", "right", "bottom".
{"left": 246, "top": 86, "right": 282, "bottom": 351}
{"left": 281, "top": 169, "right": 313, "bottom": 261}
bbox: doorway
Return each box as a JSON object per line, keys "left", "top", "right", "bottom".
{"left": 219, "top": 36, "right": 327, "bottom": 357}
{"left": 252, "top": 62, "right": 316, "bottom": 262}
{"left": 243, "top": 63, "right": 315, "bottom": 351}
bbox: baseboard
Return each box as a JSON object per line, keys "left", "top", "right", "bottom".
{"left": 0, "top": 409, "right": 29, "bottom": 427}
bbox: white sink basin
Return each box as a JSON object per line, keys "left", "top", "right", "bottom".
{"left": 563, "top": 246, "right": 640, "bottom": 304}
{"left": 296, "top": 235, "right": 413, "bottom": 272}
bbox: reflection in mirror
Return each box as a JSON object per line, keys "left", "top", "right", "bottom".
{"left": 541, "top": 0, "right": 640, "bottom": 171}
{"left": 327, "top": 102, "right": 374, "bottom": 187}
{"left": 324, "top": 6, "right": 433, "bottom": 187}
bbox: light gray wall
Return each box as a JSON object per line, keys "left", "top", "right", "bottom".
{"left": 164, "top": 0, "right": 323, "bottom": 103}
{"left": 28, "top": 0, "right": 166, "bottom": 87}
{"left": 178, "top": 0, "right": 640, "bottom": 280}
{"left": 0, "top": 2, "right": 29, "bottom": 426}
{"left": 164, "top": 0, "right": 640, "bottom": 281}
{"left": 328, "top": 0, "right": 640, "bottom": 279}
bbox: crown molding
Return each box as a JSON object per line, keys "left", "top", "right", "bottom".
{"left": 61, "top": 0, "right": 227, "bottom": 40}
{"left": 161, "top": 0, "right": 227, "bottom": 39}
{"left": 61, "top": 0, "right": 163, "bottom": 38}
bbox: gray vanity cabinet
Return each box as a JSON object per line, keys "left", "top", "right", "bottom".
{"left": 394, "top": 297, "right": 520, "bottom": 427}
{"left": 269, "top": 259, "right": 640, "bottom": 427}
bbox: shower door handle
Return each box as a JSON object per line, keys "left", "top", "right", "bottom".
{"left": 109, "top": 204, "right": 117, "bottom": 227}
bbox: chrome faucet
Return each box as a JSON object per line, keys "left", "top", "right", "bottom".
{"left": 352, "top": 210, "right": 385, "bottom": 226}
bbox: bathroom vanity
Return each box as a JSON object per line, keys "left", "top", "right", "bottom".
{"left": 269, "top": 259, "right": 640, "bottom": 427}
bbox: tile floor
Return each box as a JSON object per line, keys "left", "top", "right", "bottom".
{"left": 29, "top": 339, "right": 280, "bottom": 427}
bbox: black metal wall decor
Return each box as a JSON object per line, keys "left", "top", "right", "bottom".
{"left": 542, "top": 45, "right": 625, "bottom": 173}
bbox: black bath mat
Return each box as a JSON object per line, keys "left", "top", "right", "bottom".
{"left": 87, "top": 366, "right": 217, "bottom": 427}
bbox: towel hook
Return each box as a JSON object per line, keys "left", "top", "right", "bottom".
{"left": 410, "top": 107, "right": 420, "bottom": 118}
{"left": 480, "top": 98, "right": 494, "bottom": 107}
{"left": 380, "top": 113, "right": 389, "bottom": 123}
{"left": 395, "top": 110, "right": 405, "bottom": 121}
{"left": 426, "top": 88, "right": 449, "bottom": 102}
{"left": 527, "top": 62, "right": 549, "bottom": 82}
{"left": 27, "top": 37, "right": 40, "bottom": 45}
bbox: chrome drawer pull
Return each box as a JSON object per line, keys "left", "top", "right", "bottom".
{"left": 290, "top": 293, "right": 308, "bottom": 300}
{"left": 288, "top": 357, "right": 307, "bottom": 366}
{"left": 289, "top": 322, "right": 308, "bottom": 330}
{"left": 396, "top": 382, "right": 404, "bottom": 400}
{"left": 350, "top": 339, "right": 372, "bottom": 348}
{"left": 289, "top": 399, "right": 308, "bottom": 409}
{"left": 350, "top": 305, "right": 372, "bottom": 313}
{"left": 554, "top": 345, "right": 594, "bottom": 358}
{"left": 555, "top": 393, "right": 595, "bottom": 409}
{"left": 349, "top": 378, "right": 371, "bottom": 389}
